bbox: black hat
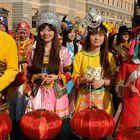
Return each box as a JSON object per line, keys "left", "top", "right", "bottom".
{"left": 118, "top": 25, "right": 130, "bottom": 35}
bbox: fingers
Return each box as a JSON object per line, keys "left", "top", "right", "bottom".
{"left": 92, "top": 79, "right": 104, "bottom": 89}
{"left": 44, "top": 74, "right": 58, "bottom": 84}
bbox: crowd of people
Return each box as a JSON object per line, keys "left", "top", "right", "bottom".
{"left": 0, "top": 7, "right": 140, "bottom": 140}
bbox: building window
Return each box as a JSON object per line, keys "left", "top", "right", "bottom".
{"left": 125, "top": 2, "right": 127, "bottom": 9}
{"left": 128, "top": 3, "right": 130, "bottom": 11}
{"left": 131, "top": 5, "right": 134, "bottom": 12}
{"left": 121, "top": 2, "right": 122, "bottom": 8}
{"left": 112, "top": 0, "right": 114, "bottom": 6}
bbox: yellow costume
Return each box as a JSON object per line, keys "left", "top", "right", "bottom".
{"left": 72, "top": 51, "right": 116, "bottom": 114}
{"left": 0, "top": 31, "right": 18, "bottom": 112}
{"left": 0, "top": 31, "right": 18, "bottom": 91}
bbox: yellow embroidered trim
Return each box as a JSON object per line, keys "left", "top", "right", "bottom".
{"left": 59, "top": 73, "right": 66, "bottom": 86}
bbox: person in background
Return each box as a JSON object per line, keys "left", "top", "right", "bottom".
{"left": 0, "top": 16, "right": 8, "bottom": 32}
{"left": 61, "top": 17, "right": 80, "bottom": 119}
{"left": 109, "top": 26, "right": 132, "bottom": 113}
{"left": 76, "top": 30, "right": 83, "bottom": 50}
{"left": 9, "top": 21, "right": 36, "bottom": 121}
{"left": 16, "top": 21, "right": 36, "bottom": 52}
{"left": 115, "top": 27, "right": 140, "bottom": 134}
{"left": 9, "top": 21, "right": 36, "bottom": 140}
{"left": 61, "top": 16, "right": 79, "bottom": 64}
{"left": 113, "top": 25, "right": 131, "bottom": 69}
{"left": 0, "top": 16, "right": 16, "bottom": 38}
{"left": 0, "top": 30, "right": 18, "bottom": 113}
{"left": 72, "top": 8, "right": 116, "bottom": 115}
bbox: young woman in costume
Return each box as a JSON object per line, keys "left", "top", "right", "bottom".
{"left": 61, "top": 19, "right": 79, "bottom": 64}
{"left": 115, "top": 26, "right": 140, "bottom": 133}
{"left": 72, "top": 8, "right": 116, "bottom": 115}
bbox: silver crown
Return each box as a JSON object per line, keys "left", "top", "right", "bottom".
{"left": 36, "top": 10, "right": 61, "bottom": 32}
{"left": 81, "top": 7, "right": 104, "bottom": 32}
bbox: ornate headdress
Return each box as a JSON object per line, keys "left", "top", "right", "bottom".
{"left": 81, "top": 8, "right": 104, "bottom": 33}
{"left": 102, "top": 22, "right": 117, "bottom": 36}
{"left": 61, "top": 16, "right": 75, "bottom": 31}
{"left": 81, "top": 7, "right": 116, "bottom": 35}
{"left": 36, "top": 10, "right": 61, "bottom": 32}
{"left": 17, "top": 21, "right": 30, "bottom": 33}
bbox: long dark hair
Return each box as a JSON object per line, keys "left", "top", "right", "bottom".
{"left": 83, "top": 29, "right": 111, "bottom": 77}
{"left": 31, "top": 23, "right": 60, "bottom": 74}
{"left": 62, "top": 28, "right": 78, "bottom": 55}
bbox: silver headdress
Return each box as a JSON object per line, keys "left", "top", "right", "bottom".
{"left": 36, "top": 10, "right": 61, "bottom": 32}
{"left": 81, "top": 7, "right": 104, "bottom": 33}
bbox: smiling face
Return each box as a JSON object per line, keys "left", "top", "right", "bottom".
{"left": 90, "top": 31, "right": 105, "bottom": 48}
{"left": 67, "top": 29, "right": 76, "bottom": 42}
{"left": 39, "top": 25, "right": 55, "bottom": 43}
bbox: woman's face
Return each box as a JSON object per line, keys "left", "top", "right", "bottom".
{"left": 121, "top": 32, "right": 129, "bottom": 41}
{"left": 40, "top": 25, "right": 55, "bottom": 43}
{"left": 67, "top": 29, "right": 76, "bottom": 41}
{"left": 90, "top": 31, "right": 105, "bottom": 48}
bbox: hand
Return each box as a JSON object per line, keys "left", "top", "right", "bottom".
{"left": 92, "top": 79, "right": 104, "bottom": 89}
{"left": 80, "top": 77, "right": 92, "bottom": 85}
{"left": 36, "top": 73, "right": 48, "bottom": 80}
{"left": 44, "top": 74, "right": 58, "bottom": 84}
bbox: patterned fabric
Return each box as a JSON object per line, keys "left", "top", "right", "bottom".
{"left": 112, "top": 42, "right": 131, "bottom": 67}
{"left": 0, "top": 60, "right": 6, "bottom": 76}
{"left": 66, "top": 42, "right": 74, "bottom": 63}
{"left": 115, "top": 59, "right": 140, "bottom": 132}
{"left": 17, "top": 38, "right": 35, "bottom": 64}
{"left": 72, "top": 51, "right": 116, "bottom": 114}
{"left": 26, "top": 46, "right": 72, "bottom": 118}
{"left": 9, "top": 36, "right": 35, "bottom": 121}
{"left": 26, "top": 86, "right": 69, "bottom": 118}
